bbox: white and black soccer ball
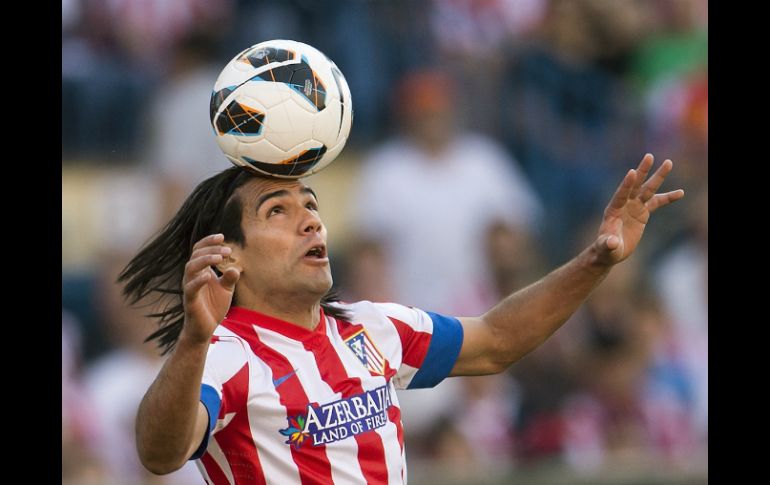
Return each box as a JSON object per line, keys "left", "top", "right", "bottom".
{"left": 210, "top": 39, "right": 353, "bottom": 178}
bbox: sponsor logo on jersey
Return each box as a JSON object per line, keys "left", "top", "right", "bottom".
{"left": 279, "top": 384, "right": 393, "bottom": 449}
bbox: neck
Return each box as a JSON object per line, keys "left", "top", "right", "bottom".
{"left": 235, "top": 290, "right": 322, "bottom": 330}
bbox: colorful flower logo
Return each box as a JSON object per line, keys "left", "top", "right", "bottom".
{"left": 279, "top": 415, "right": 311, "bottom": 449}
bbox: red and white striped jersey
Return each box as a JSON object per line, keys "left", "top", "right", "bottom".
{"left": 190, "top": 300, "right": 464, "bottom": 485}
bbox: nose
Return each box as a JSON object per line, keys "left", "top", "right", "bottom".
{"left": 302, "top": 210, "right": 323, "bottom": 234}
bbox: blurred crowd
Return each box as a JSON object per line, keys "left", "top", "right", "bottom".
{"left": 62, "top": 0, "right": 707, "bottom": 483}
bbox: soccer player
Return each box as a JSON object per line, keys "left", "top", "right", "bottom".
{"left": 120, "top": 153, "right": 683, "bottom": 484}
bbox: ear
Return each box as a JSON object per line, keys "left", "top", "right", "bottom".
{"left": 215, "top": 243, "right": 243, "bottom": 274}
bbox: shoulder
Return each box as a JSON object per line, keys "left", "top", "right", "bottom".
{"left": 330, "top": 299, "right": 400, "bottom": 316}
{"left": 206, "top": 326, "right": 251, "bottom": 366}
{"left": 330, "top": 300, "right": 436, "bottom": 331}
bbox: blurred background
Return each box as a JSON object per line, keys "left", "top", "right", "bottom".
{"left": 62, "top": 0, "right": 707, "bottom": 483}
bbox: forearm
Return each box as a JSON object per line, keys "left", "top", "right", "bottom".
{"left": 136, "top": 334, "right": 209, "bottom": 473}
{"left": 482, "top": 244, "right": 611, "bottom": 369}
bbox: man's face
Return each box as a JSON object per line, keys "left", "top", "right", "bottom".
{"left": 229, "top": 177, "right": 332, "bottom": 304}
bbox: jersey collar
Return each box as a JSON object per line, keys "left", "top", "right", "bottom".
{"left": 223, "top": 305, "right": 327, "bottom": 342}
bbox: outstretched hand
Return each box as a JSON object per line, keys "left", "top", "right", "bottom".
{"left": 181, "top": 233, "right": 241, "bottom": 345}
{"left": 594, "top": 154, "right": 685, "bottom": 266}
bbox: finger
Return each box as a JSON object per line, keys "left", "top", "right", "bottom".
{"left": 219, "top": 267, "right": 241, "bottom": 292}
{"left": 184, "top": 269, "right": 212, "bottom": 295}
{"left": 190, "top": 245, "right": 232, "bottom": 260}
{"left": 639, "top": 159, "right": 673, "bottom": 202}
{"left": 629, "top": 153, "right": 654, "bottom": 199}
{"left": 605, "top": 169, "right": 637, "bottom": 216}
{"left": 646, "top": 189, "right": 685, "bottom": 213}
{"left": 183, "top": 254, "right": 224, "bottom": 283}
{"left": 192, "top": 233, "right": 225, "bottom": 252}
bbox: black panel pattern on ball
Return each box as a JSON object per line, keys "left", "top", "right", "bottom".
{"left": 210, "top": 86, "right": 235, "bottom": 125}
{"left": 243, "top": 146, "right": 327, "bottom": 177}
{"left": 239, "top": 47, "right": 295, "bottom": 68}
{"left": 251, "top": 58, "right": 326, "bottom": 111}
{"left": 215, "top": 100, "right": 265, "bottom": 136}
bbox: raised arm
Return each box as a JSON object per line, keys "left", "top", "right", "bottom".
{"left": 135, "top": 234, "right": 239, "bottom": 474}
{"left": 451, "top": 154, "right": 684, "bottom": 376}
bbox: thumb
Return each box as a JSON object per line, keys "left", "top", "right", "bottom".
{"left": 220, "top": 267, "right": 241, "bottom": 292}
{"left": 595, "top": 233, "right": 620, "bottom": 256}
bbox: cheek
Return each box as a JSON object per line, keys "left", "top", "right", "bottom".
{"left": 246, "top": 227, "right": 294, "bottom": 266}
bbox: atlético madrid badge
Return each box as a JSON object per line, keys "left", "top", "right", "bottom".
{"left": 344, "top": 329, "right": 385, "bottom": 376}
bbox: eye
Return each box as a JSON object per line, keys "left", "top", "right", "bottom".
{"left": 267, "top": 205, "right": 284, "bottom": 216}
{"left": 306, "top": 201, "right": 319, "bottom": 211}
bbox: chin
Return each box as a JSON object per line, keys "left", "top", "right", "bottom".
{"left": 317, "top": 275, "right": 334, "bottom": 296}
{"left": 305, "top": 272, "right": 333, "bottom": 297}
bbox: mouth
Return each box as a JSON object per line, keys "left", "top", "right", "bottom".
{"left": 303, "top": 244, "right": 329, "bottom": 264}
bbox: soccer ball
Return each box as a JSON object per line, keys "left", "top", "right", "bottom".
{"left": 209, "top": 40, "right": 353, "bottom": 178}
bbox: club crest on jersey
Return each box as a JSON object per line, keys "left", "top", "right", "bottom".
{"left": 344, "top": 329, "right": 385, "bottom": 376}
{"left": 279, "top": 385, "right": 393, "bottom": 449}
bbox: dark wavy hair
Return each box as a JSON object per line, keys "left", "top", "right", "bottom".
{"left": 118, "top": 166, "right": 348, "bottom": 355}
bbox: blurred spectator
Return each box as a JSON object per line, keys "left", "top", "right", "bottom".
{"left": 338, "top": 237, "right": 396, "bottom": 304}
{"left": 349, "top": 67, "right": 541, "bottom": 466}
{"left": 326, "top": 0, "right": 418, "bottom": 143}
{"left": 431, "top": 0, "right": 546, "bottom": 56}
{"left": 630, "top": 0, "right": 707, "bottom": 192}
{"left": 63, "top": 310, "right": 107, "bottom": 483}
{"left": 561, "top": 262, "right": 648, "bottom": 471}
{"left": 402, "top": 374, "right": 519, "bottom": 480}
{"left": 641, "top": 69, "right": 707, "bottom": 188}
{"left": 653, "top": 186, "right": 708, "bottom": 443}
{"left": 351, "top": 68, "right": 542, "bottom": 316}
{"left": 85, "top": 0, "right": 233, "bottom": 72}
{"left": 500, "top": 0, "right": 650, "bottom": 264}
{"left": 428, "top": 0, "right": 548, "bottom": 134}
{"left": 511, "top": 329, "right": 576, "bottom": 463}
{"left": 62, "top": 167, "right": 164, "bottom": 362}
{"left": 562, "top": 295, "right": 697, "bottom": 472}
{"left": 455, "top": 375, "right": 520, "bottom": 471}
{"left": 62, "top": 0, "right": 233, "bottom": 161}
{"left": 482, "top": 220, "right": 546, "bottom": 466}
{"left": 637, "top": 297, "right": 699, "bottom": 467}
{"left": 411, "top": 416, "right": 477, "bottom": 483}
{"left": 62, "top": 14, "right": 151, "bottom": 161}
{"left": 485, "top": 219, "right": 544, "bottom": 297}
{"left": 629, "top": 0, "right": 708, "bottom": 94}
{"left": 81, "top": 256, "right": 202, "bottom": 484}
{"left": 142, "top": 29, "right": 231, "bottom": 217}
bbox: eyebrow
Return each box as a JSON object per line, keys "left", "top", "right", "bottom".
{"left": 255, "top": 187, "right": 319, "bottom": 213}
{"left": 301, "top": 186, "right": 318, "bottom": 202}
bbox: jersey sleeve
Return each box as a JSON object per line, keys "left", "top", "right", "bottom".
{"left": 189, "top": 335, "right": 249, "bottom": 460}
{"left": 374, "top": 302, "right": 464, "bottom": 390}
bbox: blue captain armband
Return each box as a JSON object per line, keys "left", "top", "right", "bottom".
{"left": 189, "top": 384, "right": 221, "bottom": 460}
{"left": 407, "top": 312, "right": 464, "bottom": 389}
